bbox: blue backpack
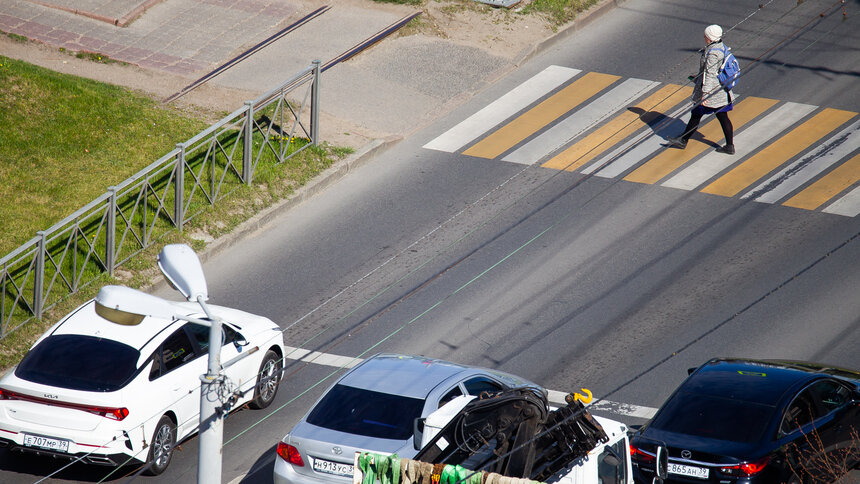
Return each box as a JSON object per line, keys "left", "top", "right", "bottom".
{"left": 710, "top": 44, "right": 740, "bottom": 90}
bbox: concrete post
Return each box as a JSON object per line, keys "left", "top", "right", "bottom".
{"left": 196, "top": 296, "right": 223, "bottom": 484}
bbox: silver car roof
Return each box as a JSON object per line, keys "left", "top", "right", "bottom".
{"left": 338, "top": 354, "right": 474, "bottom": 399}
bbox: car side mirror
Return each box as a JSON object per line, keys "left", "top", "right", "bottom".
{"left": 687, "top": 367, "right": 697, "bottom": 375}
{"left": 655, "top": 444, "right": 668, "bottom": 481}
{"left": 602, "top": 452, "right": 621, "bottom": 467}
{"left": 233, "top": 336, "right": 249, "bottom": 350}
{"left": 413, "top": 417, "right": 425, "bottom": 450}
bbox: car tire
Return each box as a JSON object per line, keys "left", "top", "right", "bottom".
{"left": 249, "top": 349, "right": 282, "bottom": 409}
{"left": 144, "top": 414, "right": 176, "bottom": 476}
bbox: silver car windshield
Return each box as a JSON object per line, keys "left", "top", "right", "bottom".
{"left": 306, "top": 383, "right": 424, "bottom": 440}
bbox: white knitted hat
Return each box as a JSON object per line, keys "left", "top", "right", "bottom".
{"left": 705, "top": 24, "right": 723, "bottom": 41}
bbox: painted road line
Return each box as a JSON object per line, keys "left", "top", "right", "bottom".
{"left": 786, "top": 152, "right": 860, "bottom": 211}
{"left": 823, "top": 182, "right": 860, "bottom": 217}
{"left": 283, "top": 345, "right": 361, "bottom": 369}
{"left": 463, "top": 72, "right": 621, "bottom": 160}
{"left": 624, "top": 97, "right": 778, "bottom": 185}
{"left": 588, "top": 399, "right": 658, "bottom": 419}
{"left": 584, "top": 105, "right": 690, "bottom": 178}
{"left": 423, "top": 65, "right": 581, "bottom": 153}
{"left": 703, "top": 108, "right": 858, "bottom": 198}
{"left": 546, "top": 390, "right": 658, "bottom": 419}
{"left": 663, "top": 102, "right": 818, "bottom": 191}
{"left": 542, "top": 84, "right": 692, "bottom": 172}
{"left": 745, "top": 119, "right": 860, "bottom": 204}
{"left": 503, "top": 78, "right": 658, "bottom": 165}
{"left": 283, "top": 348, "right": 658, "bottom": 420}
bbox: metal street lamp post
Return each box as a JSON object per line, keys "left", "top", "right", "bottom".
{"left": 94, "top": 244, "right": 225, "bottom": 483}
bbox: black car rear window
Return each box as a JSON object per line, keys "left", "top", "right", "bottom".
{"left": 16, "top": 334, "right": 140, "bottom": 392}
{"left": 306, "top": 384, "right": 424, "bottom": 440}
{"left": 650, "top": 391, "right": 775, "bottom": 443}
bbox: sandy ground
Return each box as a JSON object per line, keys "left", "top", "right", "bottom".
{"left": 0, "top": 0, "right": 554, "bottom": 147}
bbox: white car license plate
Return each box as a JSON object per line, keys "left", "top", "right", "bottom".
{"left": 668, "top": 462, "right": 709, "bottom": 479}
{"left": 23, "top": 433, "right": 70, "bottom": 453}
{"left": 313, "top": 457, "right": 353, "bottom": 477}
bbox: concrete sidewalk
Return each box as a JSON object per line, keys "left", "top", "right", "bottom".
{"left": 0, "top": 0, "right": 621, "bottom": 148}
{"left": 0, "top": 0, "right": 311, "bottom": 77}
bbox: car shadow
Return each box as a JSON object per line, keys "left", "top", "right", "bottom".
{"left": 236, "top": 443, "right": 278, "bottom": 484}
{"left": 0, "top": 447, "right": 144, "bottom": 482}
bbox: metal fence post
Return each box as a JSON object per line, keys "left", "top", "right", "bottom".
{"left": 243, "top": 101, "right": 254, "bottom": 185}
{"left": 106, "top": 186, "right": 117, "bottom": 277}
{"left": 143, "top": 178, "right": 149, "bottom": 248}
{"left": 175, "top": 143, "right": 185, "bottom": 231}
{"left": 35, "top": 231, "right": 45, "bottom": 319}
{"left": 311, "top": 59, "right": 320, "bottom": 146}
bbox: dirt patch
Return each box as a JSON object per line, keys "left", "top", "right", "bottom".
{"left": 401, "top": 0, "right": 553, "bottom": 60}
{"left": 0, "top": 0, "right": 556, "bottom": 143}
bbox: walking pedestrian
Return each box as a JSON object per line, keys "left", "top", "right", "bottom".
{"left": 667, "top": 24, "right": 735, "bottom": 154}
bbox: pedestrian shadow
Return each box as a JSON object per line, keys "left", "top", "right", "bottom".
{"left": 627, "top": 107, "right": 719, "bottom": 148}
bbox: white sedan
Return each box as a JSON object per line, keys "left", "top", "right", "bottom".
{"left": 0, "top": 298, "right": 285, "bottom": 475}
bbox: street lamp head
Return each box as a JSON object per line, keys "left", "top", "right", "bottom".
{"left": 94, "top": 302, "right": 144, "bottom": 326}
{"left": 95, "top": 247, "right": 223, "bottom": 483}
{"left": 94, "top": 285, "right": 181, "bottom": 325}
{"left": 158, "top": 244, "right": 208, "bottom": 302}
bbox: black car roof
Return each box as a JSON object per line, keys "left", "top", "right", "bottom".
{"left": 682, "top": 358, "right": 850, "bottom": 406}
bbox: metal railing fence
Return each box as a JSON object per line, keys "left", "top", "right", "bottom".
{"left": 0, "top": 61, "right": 322, "bottom": 340}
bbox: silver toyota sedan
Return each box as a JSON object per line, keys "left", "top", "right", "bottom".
{"left": 273, "top": 353, "right": 542, "bottom": 484}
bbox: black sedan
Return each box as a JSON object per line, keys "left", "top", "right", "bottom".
{"left": 631, "top": 358, "right": 860, "bottom": 483}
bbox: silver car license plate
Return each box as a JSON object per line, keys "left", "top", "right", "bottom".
{"left": 313, "top": 457, "right": 353, "bottom": 477}
{"left": 23, "top": 433, "right": 70, "bottom": 453}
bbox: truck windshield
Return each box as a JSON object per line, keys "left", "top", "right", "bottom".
{"left": 306, "top": 384, "right": 424, "bottom": 440}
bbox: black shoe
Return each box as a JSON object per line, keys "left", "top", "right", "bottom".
{"left": 716, "top": 144, "right": 735, "bottom": 154}
{"left": 666, "top": 136, "right": 687, "bottom": 149}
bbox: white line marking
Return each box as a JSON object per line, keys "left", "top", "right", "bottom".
{"left": 546, "top": 390, "right": 657, "bottom": 419}
{"left": 284, "top": 349, "right": 658, "bottom": 420}
{"left": 663, "top": 102, "right": 818, "bottom": 191}
{"left": 423, "top": 66, "right": 581, "bottom": 153}
{"left": 503, "top": 78, "right": 659, "bottom": 165}
{"left": 824, "top": 184, "right": 860, "bottom": 217}
{"left": 583, "top": 105, "right": 690, "bottom": 177}
{"left": 744, "top": 118, "right": 860, "bottom": 203}
{"left": 283, "top": 345, "right": 361, "bottom": 369}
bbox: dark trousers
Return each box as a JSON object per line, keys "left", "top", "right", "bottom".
{"left": 681, "top": 109, "right": 734, "bottom": 146}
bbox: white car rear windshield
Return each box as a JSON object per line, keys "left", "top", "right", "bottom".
{"left": 16, "top": 334, "right": 140, "bottom": 392}
{"left": 306, "top": 384, "right": 424, "bottom": 440}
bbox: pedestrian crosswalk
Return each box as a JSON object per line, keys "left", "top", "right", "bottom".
{"left": 424, "top": 66, "right": 860, "bottom": 217}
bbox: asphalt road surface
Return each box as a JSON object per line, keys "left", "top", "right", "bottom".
{"left": 1, "top": 0, "right": 858, "bottom": 482}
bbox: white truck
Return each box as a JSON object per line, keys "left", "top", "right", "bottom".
{"left": 354, "top": 388, "right": 667, "bottom": 484}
